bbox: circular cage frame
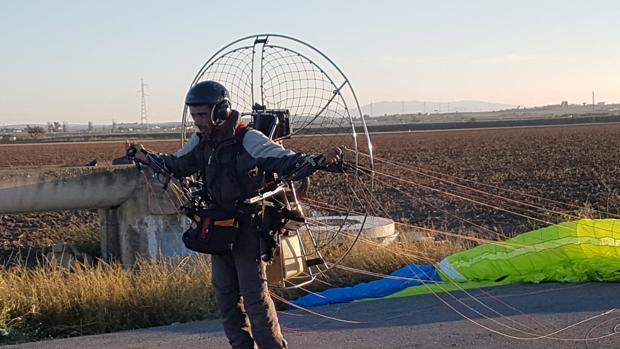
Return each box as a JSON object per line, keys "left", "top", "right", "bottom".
{"left": 181, "top": 34, "right": 373, "bottom": 159}
{"left": 180, "top": 34, "right": 375, "bottom": 288}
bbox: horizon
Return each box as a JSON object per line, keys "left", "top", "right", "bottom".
{"left": 2, "top": 1, "right": 619, "bottom": 124}
{"left": 5, "top": 99, "right": 616, "bottom": 127}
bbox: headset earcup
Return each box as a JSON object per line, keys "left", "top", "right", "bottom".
{"left": 220, "top": 99, "right": 231, "bottom": 121}
{"left": 213, "top": 99, "right": 231, "bottom": 124}
{"left": 210, "top": 99, "right": 232, "bottom": 125}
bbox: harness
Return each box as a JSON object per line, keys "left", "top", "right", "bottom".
{"left": 183, "top": 125, "right": 258, "bottom": 255}
{"left": 127, "top": 125, "right": 276, "bottom": 257}
{"left": 126, "top": 124, "right": 348, "bottom": 259}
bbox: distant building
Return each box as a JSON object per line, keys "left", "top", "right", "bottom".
{"left": 0, "top": 127, "right": 21, "bottom": 133}
{"left": 1, "top": 135, "right": 17, "bottom": 142}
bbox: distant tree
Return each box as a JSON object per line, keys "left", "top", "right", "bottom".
{"left": 46, "top": 121, "right": 63, "bottom": 133}
{"left": 88, "top": 121, "right": 93, "bottom": 132}
{"left": 26, "top": 125, "right": 46, "bottom": 138}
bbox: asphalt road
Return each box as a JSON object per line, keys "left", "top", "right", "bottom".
{"left": 7, "top": 283, "right": 620, "bottom": 349}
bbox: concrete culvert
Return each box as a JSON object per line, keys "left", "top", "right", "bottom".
{"left": 308, "top": 215, "right": 398, "bottom": 246}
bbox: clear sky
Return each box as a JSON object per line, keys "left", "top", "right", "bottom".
{"left": 1, "top": 0, "right": 619, "bottom": 124}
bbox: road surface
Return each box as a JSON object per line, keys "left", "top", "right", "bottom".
{"left": 7, "top": 283, "right": 620, "bottom": 349}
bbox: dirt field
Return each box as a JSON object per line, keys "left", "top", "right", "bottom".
{"left": 1, "top": 124, "right": 619, "bottom": 251}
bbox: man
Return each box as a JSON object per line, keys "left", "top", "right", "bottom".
{"left": 130, "top": 80, "right": 341, "bottom": 349}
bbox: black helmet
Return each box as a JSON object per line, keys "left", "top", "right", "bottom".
{"left": 185, "top": 80, "right": 230, "bottom": 106}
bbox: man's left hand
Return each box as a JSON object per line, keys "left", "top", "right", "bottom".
{"left": 320, "top": 147, "right": 343, "bottom": 167}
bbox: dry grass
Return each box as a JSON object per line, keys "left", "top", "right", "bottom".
{"left": 0, "top": 256, "right": 217, "bottom": 344}
{"left": 0, "top": 236, "right": 465, "bottom": 344}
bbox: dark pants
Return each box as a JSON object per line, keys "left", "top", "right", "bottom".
{"left": 212, "top": 252, "right": 287, "bottom": 349}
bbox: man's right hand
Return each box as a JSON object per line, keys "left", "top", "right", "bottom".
{"left": 125, "top": 141, "right": 150, "bottom": 164}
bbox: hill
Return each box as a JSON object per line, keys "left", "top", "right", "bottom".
{"left": 361, "top": 100, "right": 517, "bottom": 116}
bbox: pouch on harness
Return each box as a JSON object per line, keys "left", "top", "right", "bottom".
{"left": 182, "top": 208, "right": 240, "bottom": 255}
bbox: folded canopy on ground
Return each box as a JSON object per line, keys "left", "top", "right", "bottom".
{"left": 293, "top": 219, "right": 620, "bottom": 308}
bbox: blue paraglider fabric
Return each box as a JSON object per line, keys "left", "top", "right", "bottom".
{"left": 292, "top": 264, "right": 441, "bottom": 308}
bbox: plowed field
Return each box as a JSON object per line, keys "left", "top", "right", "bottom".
{"left": 1, "top": 124, "right": 619, "bottom": 251}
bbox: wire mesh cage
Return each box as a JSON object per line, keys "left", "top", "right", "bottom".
{"left": 181, "top": 34, "right": 375, "bottom": 288}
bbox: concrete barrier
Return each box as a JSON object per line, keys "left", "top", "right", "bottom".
{"left": 0, "top": 166, "right": 191, "bottom": 265}
{"left": 0, "top": 167, "right": 137, "bottom": 213}
{"left": 0, "top": 167, "right": 400, "bottom": 265}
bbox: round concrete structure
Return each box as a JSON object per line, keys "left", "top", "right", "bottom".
{"left": 309, "top": 215, "right": 398, "bottom": 245}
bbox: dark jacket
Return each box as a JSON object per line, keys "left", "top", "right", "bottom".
{"left": 162, "top": 125, "right": 317, "bottom": 211}
{"left": 161, "top": 125, "right": 318, "bottom": 256}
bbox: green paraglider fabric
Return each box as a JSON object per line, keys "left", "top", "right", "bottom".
{"left": 293, "top": 219, "right": 620, "bottom": 306}
{"left": 385, "top": 280, "right": 502, "bottom": 299}
{"left": 437, "top": 219, "right": 620, "bottom": 283}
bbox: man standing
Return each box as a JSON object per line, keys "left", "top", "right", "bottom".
{"left": 130, "top": 80, "right": 341, "bottom": 349}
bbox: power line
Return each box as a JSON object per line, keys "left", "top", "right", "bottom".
{"left": 139, "top": 79, "right": 149, "bottom": 130}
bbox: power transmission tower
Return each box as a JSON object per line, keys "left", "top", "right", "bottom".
{"left": 139, "top": 79, "right": 149, "bottom": 130}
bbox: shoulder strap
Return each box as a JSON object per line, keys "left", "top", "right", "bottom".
{"left": 233, "top": 124, "right": 250, "bottom": 153}
{"left": 231, "top": 124, "right": 258, "bottom": 202}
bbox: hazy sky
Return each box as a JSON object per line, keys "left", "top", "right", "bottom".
{"left": 1, "top": 0, "right": 619, "bottom": 124}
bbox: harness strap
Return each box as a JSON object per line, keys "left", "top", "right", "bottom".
{"left": 231, "top": 124, "right": 253, "bottom": 197}
{"left": 200, "top": 216, "right": 212, "bottom": 240}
